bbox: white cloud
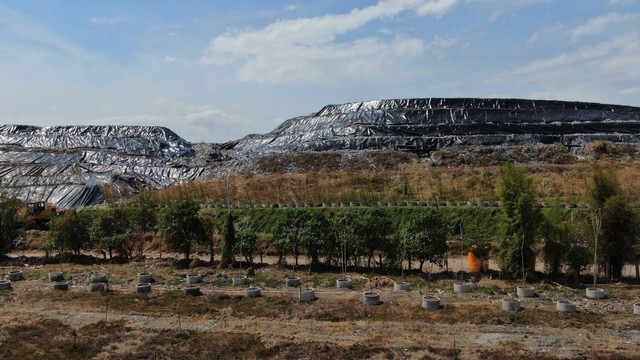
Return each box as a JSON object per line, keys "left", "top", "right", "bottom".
{"left": 90, "top": 17, "right": 123, "bottom": 24}
{"left": 527, "top": 23, "right": 563, "bottom": 43}
{"left": 0, "top": 5, "right": 92, "bottom": 61}
{"left": 514, "top": 35, "right": 635, "bottom": 74}
{"left": 429, "top": 34, "right": 458, "bottom": 48}
{"left": 608, "top": 0, "right": 635, "bottom": 4}
{"left": 416, "top": 0, "right": 458, "bottom": 16}
{"left": 93, "top": 114, "right": 163, "bottom": 125}
{"left": 569, "top": 13, "right": 640, "bottom": 39}
{"left": 465, "top": 0, "right": 552, "bottom": 21}
{"left": 511, "top": 10, "right": 640, "bottom": 105}
{"left": 182, "top": 105, "right": 245, "bottom": 126}
{"left": 285, "top": 4, "right": 299, "bottom": 11}
{"left": 618, "top": 87, "right": 640, "bottom": 95}
{"left": 200, "top": 0, "right": 457, "bottom": 83}
{"left": 495, "top": 25, "right": 640, "bottom": 106}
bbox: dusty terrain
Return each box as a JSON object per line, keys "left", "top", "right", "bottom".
{"left": 1, "top": 257, "right": 639, "bottom": 360}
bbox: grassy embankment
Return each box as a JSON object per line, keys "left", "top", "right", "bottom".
{"left": 133, "top": 157, "right": 640, "bottom": 206}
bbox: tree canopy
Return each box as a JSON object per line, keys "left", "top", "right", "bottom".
{"left": 497, "top": 163, "right": 542, "bottom": 278}
{"left": 0, "top": 196, "right": 22, "bottom": 257}
{"left": 159, "top": 200, "right": 206, "bottom": 262}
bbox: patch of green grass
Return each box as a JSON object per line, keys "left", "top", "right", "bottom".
{"left": 475, "top": 285, "right": 508, "bottom": 296}
{"left": 251, "top": 274, "right": 284, "bottom": 289}
{"left": 156, "top": 276, "right": 185, "bottom": 287}
{"left": 351, "top": 279, "right": 367, "bottom": 291}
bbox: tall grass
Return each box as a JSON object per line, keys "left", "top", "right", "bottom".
{"left": 138, "top": 162, "right": 640, "bottom": 205}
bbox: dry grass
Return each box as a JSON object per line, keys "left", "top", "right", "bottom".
{"left": 141, "top": 160, "right": 640, "bottom": 205}
{"left": 112, "top": 330, "right": 268, "bottom": 360}
{"left": 2, "top": 262, "right": 639, "bottom": 359}
{"left": 0, "top": 319, "right": 129, "bottom": 360}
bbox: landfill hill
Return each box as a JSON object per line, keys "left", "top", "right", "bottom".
{"left": 1, "top": 98, "right": 640, "bottom": 208}
{"left": 231, "top": 98, "right": 640, "bottom": 156}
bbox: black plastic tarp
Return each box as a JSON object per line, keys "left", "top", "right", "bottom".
{"left": 233, "top": 98, "right": 640, "bottom": 155}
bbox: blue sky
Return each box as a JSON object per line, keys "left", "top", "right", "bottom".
{"left": 1, "top": 0, "right": 639, "bottom": 142}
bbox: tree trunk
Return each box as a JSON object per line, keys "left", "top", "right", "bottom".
{"left": 367, "top": 255, "right": 372, "bottom": 270}
{"left": 209, "top": 240, "right": 215, "bottom": 265}
{"left": 419, "top": 260, "right": 425, "bottom": 272}
{"left": 635, "top": 255, "right": 640, "bottom": 279}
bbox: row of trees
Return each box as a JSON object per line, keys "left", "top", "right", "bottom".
{"left": 2, "top": 163, "right": 638, "bottom": 280}
{"left": 48, "top": 197, "right": 157, "bottom": 260}
{"left": 498, "top": 164, "right": 639, "bottom": 280}
{"left": 44, "top": 199, "right": 453, "bottom": 273}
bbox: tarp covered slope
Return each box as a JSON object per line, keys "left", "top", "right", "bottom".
{"left": 232, "top": 98, "right": 640, "bottom": 155}
{"left": 0, "top": 125, "right": 202, "bottom": 208}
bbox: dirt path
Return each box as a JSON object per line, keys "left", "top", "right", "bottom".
{"left": 8, "top": 251, "right": 639, "bottom": 276}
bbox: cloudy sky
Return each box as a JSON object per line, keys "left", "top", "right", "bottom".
{"left": 1, "top": 0, "right": 639, "bottom": 143}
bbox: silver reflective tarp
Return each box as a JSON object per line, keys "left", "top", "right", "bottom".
{"left": 3, "top": 98, "right": 640, "bottom": 208}
{"left": 232, "top": 98, "right": 640, "bottom": 155}
{"left": 0, "top": 125, "right": 202, "bottom": 208}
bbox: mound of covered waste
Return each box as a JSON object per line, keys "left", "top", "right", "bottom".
{"left": 0, "top": 125, "right": 203, "bottom": 208}
{"left": 3, "top": 98, "right": 640, "bottom": 208}
{"left": 232, "top": 98, "right": 640, "bottom": 156}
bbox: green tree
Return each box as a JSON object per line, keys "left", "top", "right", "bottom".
{"left": 497, "top": 163, "right": 543, "bottom": 279}
{"left": 400, "top": 210, "right": 449, "bottom": 272}
{"left": 0, "top": 196, "right": 22, "bottom": 257}
{"left": 219, "top": 212, "right": 235, "bottom": 268}
{"left": 601, "top": 195, "right": 637, "bottom": 279}
{"left": 362, "top": 209, "right": 394, "bottom": 270}
{"left": 298, "top": 210, "right": 332, "bottom": 270}
{"left": 540, "top": 207, "right": 572, "bottom": 275}
{"left": 159, "top": 200, "right": 206, "bottom": 262}
{"left": 586, "top": 165, "right": 638, "bottom": 280}
{"left": 235, "top": 228, "right": 257, "bottom": 264}
{"left": 540, "top": 208, "right": 592, "bottom": 277}
{"left": 332, "top": 210, "right": 367, "bottom": 271}
{"left": 128, "top": 200, "right": 158, "bottom": 258}
{"left": 49, "top": 209, "right": 91, "bottom": 255}
{"left": 271, "top": 209, "right": 333, "bottom": 271}
{"left": 199, "top": 210, "right": 224, "bottom": 265}
{"left": 272, "top": 209, "right": 307, "bottom": 267}
{"left": 586, "top": 165, "right": 620, "bottom": 208}
{"left": 89, "top": 207, "right": 128, "bottom": 260}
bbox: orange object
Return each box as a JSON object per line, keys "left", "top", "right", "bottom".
{"left": 468, "top": 252, "right": 481, "bottom": 272}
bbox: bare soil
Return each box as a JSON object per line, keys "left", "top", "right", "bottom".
{"left": 1, "top": 259, "right": 639, "bottom": 359}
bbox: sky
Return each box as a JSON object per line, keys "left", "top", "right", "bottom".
{"left": 1, "top": 0, "right": 639, "bottom": 143}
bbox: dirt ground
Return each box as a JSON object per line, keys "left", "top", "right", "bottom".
{"left": 1, "top": 257, "right": 639, "bottom": 359}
